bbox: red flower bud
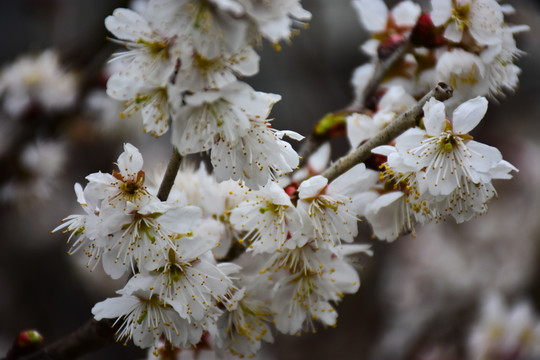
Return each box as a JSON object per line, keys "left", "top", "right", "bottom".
{"left": 411, "top": 13, "right": 446, "bottom": 48}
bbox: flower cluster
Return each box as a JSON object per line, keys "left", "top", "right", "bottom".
{"left": 51, "top": 0, "right": 527, "bottom": 358}
{"left": 365, "top": 96, "right": 516, "bottom": 241}
{"left": 352, "top": 0, "right": 528, "bottom": 107}
{"left": 105, "top": 0, "right": 309, "bottom": 189}
{"left": 344, "top": 0, "right": 522, "bottom": 241}
{"left": 56, "top": 143, "right": 375, "bottom": 356}
{"left": 468, "top": 293, "right": 540, "bottom": 359}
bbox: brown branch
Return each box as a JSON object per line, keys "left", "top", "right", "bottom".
{"left": 1, "top": 320, "right": 116, "bottom": 360}
{"left": 157, "top": 147, "right": 183, "bottom": 201}
{"left": 322, "top": 82, "right": 453, "bottom": 183}
{"left": 297, "top": 39, "right": 412, "bottom": 168}
{"left": 349, "top": 38, "right": 412, "bottom": 111}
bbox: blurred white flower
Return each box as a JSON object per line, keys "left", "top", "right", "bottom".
{"left": 0, "top": 50, "right": 78, "bottom": 117}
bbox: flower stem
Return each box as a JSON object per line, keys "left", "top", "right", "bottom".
{"left": 322, "top": 82, "right": 454, "bottom": 183}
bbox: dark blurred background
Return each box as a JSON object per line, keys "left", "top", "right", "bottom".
{"left": 1, "top": 1, "right": 540, "bottom": 359}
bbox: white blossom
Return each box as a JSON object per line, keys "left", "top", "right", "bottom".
{"left": 270, "top": 245, "right": 369, "bottom": 334}
{"left": 468, "top": 293, "right": 540, "bottom": 360}
{"left": 84, "top": 143, "right": 152, "bottom": 210}
{"left": 229, "top": 182, "right": 301, "bottom": 253}
{"left": 92, "top": 288, "right": 204, "bottom": 352}
{"left": 0, "top": 50, "right": 78, "bottom": 117}
{"left": 214, "top": 288, "right": 274, "bottom": 357}
{"left": 297, "top": 164, "right": 378, "bottom": 249}
{"left": 238, "top": 0, "right": 311, "bottom": 44}
{"left": 431, "top": 0, "right": 504, "bottom": 46}
{"left": 396, "top": 97, "right": 515, "bottom": 197}
{"left": 211, "top": 118, "right": 303, "bottom": 189}
{"left": 171, "top": 81, "right": 269, "bottom": 155}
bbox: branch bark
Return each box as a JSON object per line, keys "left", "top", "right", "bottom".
{"left": 322, "top": 82, "right": 454, "bottom": 183}
{"left": 157, "top": 147, "right": 182, "bottom": 201}
{"left": 350, "top": 39, "right": 413, "bottom": 111}
{"left": 1, "top": 320, "right": 116, "bottom": 360}
{"left": 297, "top": 39, "right": 412, "bottom": 168}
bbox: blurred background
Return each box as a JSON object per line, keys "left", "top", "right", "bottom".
{"left": 1, "top": 0, "right": 540, "bottom": 359}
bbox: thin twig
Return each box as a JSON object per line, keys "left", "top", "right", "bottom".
{"left": 350, "top": 38, "right": 412, "bottom": 111}
{"left": 298, "top": 39, "right": 412, "bottom": 168}
{"left": 1, "top": 320, "right": 116, "bottom": 360}
{"left": 157, "top": 147, "right": 182, "bottom": 201}
{"left": 322, "top": 82, "right": 453, "bottom": 183}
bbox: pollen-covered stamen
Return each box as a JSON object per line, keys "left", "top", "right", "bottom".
{"left": 108, "top": 169, "right": 150, "bottom": 206}
{"left": 379, "top": 163, "right": 412, "bottom": 194}
{"left": 193, "top": 1, "right": 211, "bottom": 30}
{"left": 112, "top": 294, "right": 181, "bottom": 345}
{"left": 192, "top": 51, "right": 217, "bottom": 73}
{"left": 263, "top": 247, "right": 321, "bottom": 277}
{"left": 136, "top": 38, "right": 170, "bottom": 58}
{"left": 450, "top": 1, "right": 470, "bottom": 31}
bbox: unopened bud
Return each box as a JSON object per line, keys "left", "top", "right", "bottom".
{"left": 411, "top": 13, "right": 445, "bottom": 48}
{"left": 377, "top": 34, "right": 405, "bottom": 60}
{"left": 16, "top": 330, "right": 43, "bottom": 348}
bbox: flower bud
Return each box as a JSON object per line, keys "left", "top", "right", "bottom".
{"left": 411, "top": 13, "right": 445, "bottom": 48}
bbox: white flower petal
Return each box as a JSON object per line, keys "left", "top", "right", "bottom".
{"left": 452, "top": 96, "right": 488, "bottom": 134}
{"left": 352, "top": 0, "right": 388, "bottom": 33}
{"left": 92, "top": 295, "right": 140, "bottom": 320}
{"left": 392, "top": 1, "right": 421, "bottom": 27}
{"left": 298, "top": 175, "right": 327, "bottom": 199}
{"left": 117, "top": 143, "right": 144, "bottom": 175}
{"left": 430, "top": 0, "right": 452, "bottom": 26}
{"left": 423, "top": 98, "right": 446, "bottom": 136}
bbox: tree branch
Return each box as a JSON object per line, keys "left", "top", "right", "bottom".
{"left": 157, "top": 147, "right": 182, "bottom": 201}
{"left": 297, "top": 39, "right": 412, "bottom": 168}
{"left": 1, "top": 320, "right": 116, "bottom": 360}
{"left": 351, "top": 38, "right": 412, "bottom": 111}
{"left": 322, "top": 82, "right": 453, "bottom": 183}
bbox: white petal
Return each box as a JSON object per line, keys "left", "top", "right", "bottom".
{"left": 371, "top": 145, "right": 396, "bottom": 157}
{"left": 117, "top": 143, "right": 143, "bottom": 174}
{"left": 488, "top": 160, "right": 517, "bottom": 180}
{"left": 217, "top": 262, "right": 242, "bottom": 276}
{"left": 102, "top": 250, "right": 129, "bottom": 279}
{"left": 105, "top": 8, "right": 153, "bottom": 43}
{"left": 92, "top": 295, "right": 140, "bottom": 320}
{"left": 277, "top": 130, "right": 304, "bottom": 141}
{"left": 339, "top": 244, "right": 373, "bottom": 257}
{"left": 469, "top": 0, "right": 503, "bottom": 46}
{"left": 444, "top": 21, "right": 463, "bottom": 43}
{"left": 392, "top": 1, "right": 421, "bottom": 27}
{"left": 347, "top": 113, "right": 377, "bottom": 148}
{"left": 329, "top": 163, "right": 378, "bottom": 196}
{"left": 121, "top": 274, "right": 156, "bottom": 295}
{"left": 423, "top": 98, "right": 446, "bottom": 136}
{"left": 352, "top": 0, "right": 388, "bottom": 33}
{"left": 467, "top": 140, "right": 502, "bottom": 173}
{"left": 361, "top": 39, "right": 380, "bottom": 57}
{"left": 298, "top": 175, "right": 327, "bottom": 199}
{"left": 430, "top": 0, "right": 452, "bottom": 26}
{"left": 266, "top": 182, "right": 293, "bottom": 206}
{"left": 159, "top": 205, "right": 202, "bottom": 234}
{"left": 452, "top": 97, "right": 488, "bottom": 134}
{"left": 229, "top": 46, "right": 260, "bottom": 77}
